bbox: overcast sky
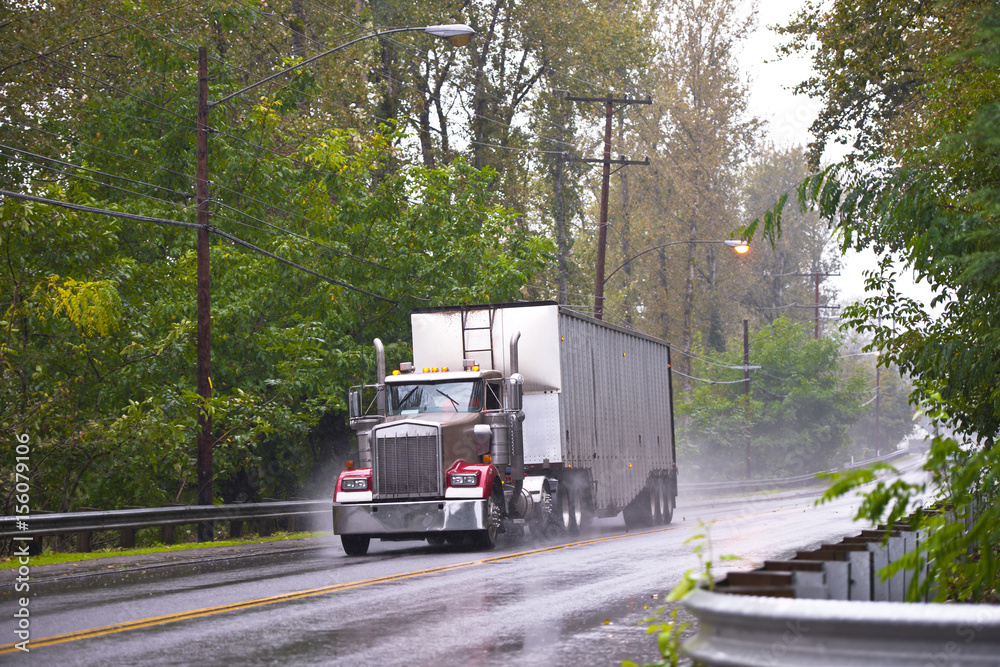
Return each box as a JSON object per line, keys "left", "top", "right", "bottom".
{"left": 738, "top": 0, "right": 937, "bottom": 313}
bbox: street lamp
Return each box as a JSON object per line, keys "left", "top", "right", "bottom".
{"left": 602, "top": 238, "right": 749, "bottom": 285}
{"left": 193, "top": 24, "right": 475, "bottom": 540}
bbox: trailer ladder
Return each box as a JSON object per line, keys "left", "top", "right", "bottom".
{"left": 461, "top": 306, "right": 496, "bottom": 370}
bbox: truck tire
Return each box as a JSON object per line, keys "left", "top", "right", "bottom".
{"left": 662, "top": 485, "right": 674, "bottom": 524}
{"left": 556, "top": 486, "right": 578, "bottom": 534}
{"left": 341, "top": 534, "right": 370, "bottom": 556}
{"left": 473, "top": 488, "right": 503, "bottom": 550}
{"left": 652, "top": 478, "right": 671, "bottom": 525}
{"left": 647, "top": 479, "right": 663, "bottom": 526}
{"left": 569, "top": 485, "right": 584, "bottom": 535}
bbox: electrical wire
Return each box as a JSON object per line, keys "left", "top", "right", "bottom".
{"left": 670, "top": 369, "right": 748, "bottom": 385}
{"left": 0, "top": 143, "right": 193, "bottom": 201}
{"left": 8, "top": 125, "right": 390, "bottom": 272}
{"left": 0, "top": 189, "right": 394, "bottom": 302}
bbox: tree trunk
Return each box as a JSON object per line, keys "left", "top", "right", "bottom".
{"left": 290, "top": 0, "right": 308, "bottom": 112}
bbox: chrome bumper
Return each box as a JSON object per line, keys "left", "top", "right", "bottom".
{"left": 333, "top": 498, "right": 489, "bottom": 536}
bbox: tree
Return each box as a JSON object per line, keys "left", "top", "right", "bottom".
{"left": 844, "top": 355, "right": 914, "bottom": 460}
{"left": 740, "top": 146, "right": 840, "bottom": 332}
{"left": 594, "top": 0, "right": 760, "bottom": 365}
{"left": 678, "top": 318, "right": 864, "bottom": 480}
{"left": 748, "top": 1, "right": 1000, "bottom": 600}
{"left": 0, "top": 1, "right": 551, "bottom": 518}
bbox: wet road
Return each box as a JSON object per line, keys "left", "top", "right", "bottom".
{"left": 2, "top": 466, "right": 928, "bottom": 666}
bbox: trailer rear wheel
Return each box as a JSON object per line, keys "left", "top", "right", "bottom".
{"left": 651, "top": 479, "right": 672, "bottom": 525}
{"left": 341, "top": 534, "right": 370, "bottom": 556}
{"left": 649, "top": 482, "right": 661, "bottom": 524}
{"left": 662, "top": 485, "right": 674, "bottom": 524}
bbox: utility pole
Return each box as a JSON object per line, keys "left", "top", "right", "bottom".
{"left": 184, "top": 25, "right": 473, "bottom": 542}
{"left": 814, "top": 273, "right": 821, "bottom": 339}
{"left": 766, "top": 270, "right": 839, "bottom": 337}
{"left": 744, "top": 319, "right": 751, "bottom": 480}
{"left": 565, "top": 94, "right": 651, "bottom": 320}
{"left": 875, "top": 359, "right": 881, "bottom": 456}
{"left": 196, "top": 47, "right": 214, "bottom": 541}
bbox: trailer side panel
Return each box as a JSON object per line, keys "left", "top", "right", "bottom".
{"left": 557, "top": 309, "right": 675, "bottom": 510}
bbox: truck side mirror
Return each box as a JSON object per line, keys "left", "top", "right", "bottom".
{"left": 349, "top": 389, "right": 362, "bottom": 420}
{"left": 507, "top": 373, "right": 524, "bottom": 412}
{"left": 473, "top": 424, "right": 492, "bottom": 456}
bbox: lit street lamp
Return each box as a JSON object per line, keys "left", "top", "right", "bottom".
{"left": 193, "top": 24, "right": 475, "bottom": 540}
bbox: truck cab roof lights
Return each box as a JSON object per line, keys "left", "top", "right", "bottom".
{"left": 400, "top": 362, "right": 414, "bottom": 373}
{"left": 462, "top": 359, "right": 477, "bottom": 370}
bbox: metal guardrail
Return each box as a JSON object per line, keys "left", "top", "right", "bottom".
{"left": 681, "top": 506, "right": 1000, "bottom": 666}
{"left": 683, "top": 588, "right": 1000, "bottom": 667}
{"left": 677, "top": 449, "right": 909, "bottom": 499}
{"left": 0, "top": 500, "right": 332, "bottom": 552}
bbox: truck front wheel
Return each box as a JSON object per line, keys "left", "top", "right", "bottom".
{"left": 341, "top": 534, "right": 370, "bottom": 556}
{"left": 473, "top": 489, "right": 503, "bottom": 550}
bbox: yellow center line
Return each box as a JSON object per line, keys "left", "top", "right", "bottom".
{"left": 0, "top": 524, "right": 682, "bottom": 654}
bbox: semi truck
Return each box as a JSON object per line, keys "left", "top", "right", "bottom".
{"left": 332, "top": 301, "right": 678, "bottom": 555}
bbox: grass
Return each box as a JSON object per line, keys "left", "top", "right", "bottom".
{"left": 1, "top": 531, "right": 331, "bottom": 569}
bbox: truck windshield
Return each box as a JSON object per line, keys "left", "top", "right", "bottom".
{"left": 387, "top": 380, "right": 484, "bottom": 415}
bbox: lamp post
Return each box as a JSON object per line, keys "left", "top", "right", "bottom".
{"left": 193, "top": 24, "right": 475, "bottom": 541}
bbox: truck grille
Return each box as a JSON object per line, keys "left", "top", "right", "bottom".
{"left": 372, "top": 425, "right": 442, "bottom": 499}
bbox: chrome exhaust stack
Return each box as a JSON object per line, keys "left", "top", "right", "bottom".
{"left": 347, "top": 338, "right": 387, "bottom": 468}
{"left": 507, "top": 331, "right": 525, "bottom": 482}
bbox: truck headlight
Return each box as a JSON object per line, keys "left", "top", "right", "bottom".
{"left": 449, "top": 473, "right": 479, "bottom": 487}
{"left": 342, "top": 478, "right": 369, "bottom": 491}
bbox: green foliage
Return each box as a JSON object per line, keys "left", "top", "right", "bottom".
{"left": 746, "top": 2, "right": 1000, "bottom": 600}
{"left": 1, "top": 72, "right": 550, "bottom": 513}
{"left": 679, "top": 318, "right": 866, "bottom": 479}
{"left": 624, "top": 523, "right": 736, "bottom": 667}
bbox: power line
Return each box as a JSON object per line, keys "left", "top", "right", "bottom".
{"left": 0, "top": 189, "right": 393, "bottom": 302}
{"left": 0, "top": 143, "right": 193, "bottom": 201}
{"left": 670, "top": 369, "right": 748, "bottom": 385}
{"left": 9, "top": 124, "right": 391, "bottom": 272}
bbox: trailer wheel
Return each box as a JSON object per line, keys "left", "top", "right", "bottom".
{"left": 648, "top": 482, "right": 661, "bottom": 524}
{"left": 341, "top": 534, "right": 370, "bottom": 556}
{"left": 662, "top": 484, "right": 674, "bottom": 524}
{"left": 651, "top": 479, "right": 672, "bottom": 525}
